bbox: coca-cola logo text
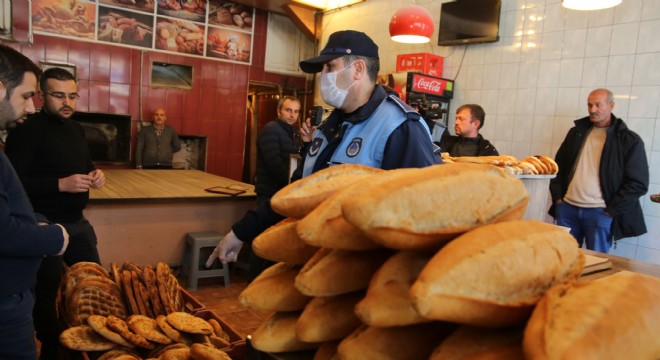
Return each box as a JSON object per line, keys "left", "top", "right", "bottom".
{"left": 415, "top": 78, "right": 444, "bottom": 93}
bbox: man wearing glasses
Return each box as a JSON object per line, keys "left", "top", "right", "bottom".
{"left": 5, "top": 67, "right": 104, "bottom": 359}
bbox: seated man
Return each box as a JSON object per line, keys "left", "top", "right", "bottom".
{"left": 439, "top": 104, "right": 498, "bottom": 157}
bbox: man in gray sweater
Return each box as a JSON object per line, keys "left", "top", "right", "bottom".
{"left": 136, "top": 108, "right": 182, "bottom": 169}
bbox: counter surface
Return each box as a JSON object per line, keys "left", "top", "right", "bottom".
{"left": 90, "top": 169, "right": 255, "bottom": 203}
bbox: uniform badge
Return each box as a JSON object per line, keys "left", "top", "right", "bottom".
{"left": 309, "top": 138, "right": 323, "bottom": 157}
{"left": 346, "top": 138, "right": 362, "bottom": 158}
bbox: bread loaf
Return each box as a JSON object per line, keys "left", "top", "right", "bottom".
{"left": 342, "top": 163, "right": 529, "bottom": 250}
{"left": 296, "top": 171, "right": 418, "bottom": 250}
{"left": 239, "top": 262, "right": 311, "bottom": 311}
{"left": 523, "top": 271, "right": 660, "bottom": 360}
{"left": 296, "top": 291, "right": 363, "bottom": 342}
{"left": 411, "top": 220, "right": 584, "bottom": 327}
{"left": 271, "top": 164, "right": 383, "bottom": 219}
{"left": 313, "top": 341, "right": 340, "bottom": 360}
{"left": 252, "top": 218, "right": 320, "bottom": 265}
{"left": 430, "top": 325, "right": 525, "bottom": 360}
{"left": 355, "top": 251, "right": 432, "bottom": 327}
{"left": 250, "top": 311, "right": 321, "bottom": 353}
{"left": 337, "top": 323, "right": 455, "bottom": 360}
{"left": 295, "top": 248, "right": 391, "bottom": 297}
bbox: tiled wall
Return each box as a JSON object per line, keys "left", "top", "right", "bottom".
{"left": 2, "top": 8, "right": 309, "bottom": 180}
{"left": 320, "top": 0, "right": 660, "bottom": 265}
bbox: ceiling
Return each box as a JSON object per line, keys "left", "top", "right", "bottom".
{"left": 229, "top": 0, "right": 306, "bottom": 15}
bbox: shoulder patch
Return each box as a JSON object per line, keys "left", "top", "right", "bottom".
{"left": 386, "top": 95, "right": 421, "bottom": 121}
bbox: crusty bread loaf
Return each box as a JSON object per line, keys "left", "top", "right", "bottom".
{"left": 341, "top": 163, "right": 529, "bottom": 250}
{"left": 296, "top": 291, "right": 363, "bottom": 342}
{"left": 295, "top": 248, "right": 391, "bottom": 297}
{"left": 430, "top": 325, "right": 525, "bottom": 360}
{"left": 337, "top": 323, "right": 455, "bottom": 360}
{"left": 252, "top": 218, "right": 320, "bottom": 265}
{"left": 250, "top": 311, "right": 320, "bottom": 353}
{"left": 411, "top": 220, "right": 584, "bottom": 327}
{"left": 355, "top": 251, "right": 432, "bottom": 327}
{"left": 313, "top": 340, "right": 340, "bottom": 360}
{"left": 239, "top": 262, "right": 311, "bottom": 311}
{"left": 523, "top": 271, "right": 660, "bottom": 360}
{"left": 271, "top": 164, "right": 383, "bottom": 219}
{"left": 296, "top": 171, "right": 419, "bottom": 250}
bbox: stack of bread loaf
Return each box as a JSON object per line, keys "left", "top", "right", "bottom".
{"left": 58, "top": 261, "right": 236, "bottom": 359}
{"left": 442, "top": 153, "right": 559, "bottom": 176}
{"left": 241, "top": 163, "right": 660, "bottom": 359}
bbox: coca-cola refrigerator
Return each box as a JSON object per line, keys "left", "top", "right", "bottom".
{"left": 389, "top": 72, "right": 454, "bottom": 143}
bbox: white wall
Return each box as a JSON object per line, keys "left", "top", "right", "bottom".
{"left": 319, "top": 0, "right": 660, "bottom": 265}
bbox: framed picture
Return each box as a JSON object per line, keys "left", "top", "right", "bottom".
{"left": 39, "top": 61, "right": 77, "bottom": 80}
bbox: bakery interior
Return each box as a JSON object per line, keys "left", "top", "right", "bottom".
{"left": 2, "top": 0, "right": 660, "bottom": 359}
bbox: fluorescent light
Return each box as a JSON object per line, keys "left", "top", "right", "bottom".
{"left": 292, "top": 0, "right": 365, "bottom": 11}
{"left": 562, "top": 0, "right": 622, "bottom": 11}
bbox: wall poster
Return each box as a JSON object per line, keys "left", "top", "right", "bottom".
{"left": 31, "top": 0, "right": 254, "bottom": 65}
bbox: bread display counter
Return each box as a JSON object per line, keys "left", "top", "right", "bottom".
{"left": 88, "top": 169, "right": 256, "bottom": 266}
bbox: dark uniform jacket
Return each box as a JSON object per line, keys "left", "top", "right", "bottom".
{"left": 549, "top": 115, "right": 649, "bottom": 240}
{"left": 255, "top": 119, "right": 300, "bottom": 199}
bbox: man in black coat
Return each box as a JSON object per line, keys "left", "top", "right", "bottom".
{"left": 439, "top": 104, "right": 498, "bottom": 157}
{"left": 549, "top": 88, "right": 648, "bottom": 253}
{"left": 254, "top": 95, "right": 302, "bottom": 206}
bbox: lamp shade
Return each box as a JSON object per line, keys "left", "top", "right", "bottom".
{"left": 562, "top": 0, "right": 622, "bottom": 10}
{"left": 389, "top": 5, "right": 434, "bottom": 44}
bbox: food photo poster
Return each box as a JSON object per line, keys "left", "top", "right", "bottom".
{"left": 31, "top": 0, "right": 254, "bottom": 65}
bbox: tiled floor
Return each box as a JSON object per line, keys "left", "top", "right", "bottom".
{"left": 184, "top": 270, "right": 272, "bottom": 339}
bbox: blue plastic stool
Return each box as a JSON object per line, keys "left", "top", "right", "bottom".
{"left": 182, "top": 231, "right": 230, "bottom": 290}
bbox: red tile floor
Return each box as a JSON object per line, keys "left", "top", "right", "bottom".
{"left": 183, "top": 269, "right": 272, "bottom": 339}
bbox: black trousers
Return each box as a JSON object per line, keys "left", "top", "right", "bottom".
{"left": 0, "top": 289, "right": 37, "bottom": 360}
{"left": 33, "top": 217, "right": 100, "bottom": 360}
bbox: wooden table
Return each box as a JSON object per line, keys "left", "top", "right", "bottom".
{"left": 87, "top": 170, "right": 256, "bottom": 266}
{"left": 580, "top": 249, "right": 660, "bottom": 281}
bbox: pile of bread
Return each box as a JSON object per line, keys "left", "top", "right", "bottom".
{"left": 442, "top": 154, "right": 559, "bottom": 176}
{"left": 58, "top": 262, "right": 235, "bottom": 359}
{"left": 241, "top": 163, "right": 660, "bottom": 359}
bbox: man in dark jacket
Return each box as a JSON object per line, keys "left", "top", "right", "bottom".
{"left": 549, "top": 88, "right": 648, "bottom": 253}
{"left": 255, "top": 96, "right": 302, "bottom": 205}
{"left": 439, "top": 104, "right": 498, "bottom": 157}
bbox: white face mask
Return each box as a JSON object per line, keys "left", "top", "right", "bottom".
{"left": 320, "top": 62, "right": 357, "bottom": 109}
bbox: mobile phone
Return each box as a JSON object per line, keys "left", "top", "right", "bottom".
{"left": 310, "top": 106, "right": 324, "bottom": 127}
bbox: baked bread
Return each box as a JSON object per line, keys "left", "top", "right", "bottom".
{"left": 190, "top": 343, "right": 232, "bottom": 360}
{"left": 295, "top": 248, "right": 391, "bottom": 297}
{"left": 166, "top": 312, "right": 213, "bottom": 335}
{"left": 355, "top": 250, "right": 433, "bottom": 327}
{"left": 160, "top": 347, "right": 191, "bottom": 360}
{"left": 430, "top": 325, "right": 525, "bottom": 360}
{"left": 411, "top": 220, "right": 585, "bottom": 327}
{"left": 239, "top": 262, "right": 311, "bottom": 311}
{"left": 97, "top": 349, "right": 141, "bottom": 360}
{"left": 535, "top": 155, "right": 558, "bottom": 174}
{"left": 313, "top": 341, "right": 340, "bottom": 360}
{"left": 143, "top": 266, "right": 167, "bottom": 317}
{"left": 250, "top": 311, "right": 320, "bottom": 353}
{"left": 157, "top": 262, "right": 184, "bottom": 313}
{"left": 126, "top": 314, "right": 172, "bottom": 344}
{"left": 296, "top": 170, "right": 405, "bottom": 250}
{"left": 296, "top": 291, "right": 363, "bottom": 342}
{"left": 523, "top": 271, "right": 660, "bottom": 360}
{"left": 271, "top": 164, "right": 384, "bottom": 219}
{"left": 59, "top": 325, "right": 117, "bottom": 351}
{"left": 121, "top": 270, "right": 140, "bottom": 315}
{"left": 106, "top": 315, "right": 155, "bottom": 349}
{"left": 64, "top": 267, "right": 109, "bottom": 302}
{"left": 342, "top": 163, "right": 529, "bottom": 250}
{"left": 130, "top": 271, "right": 148, "bottom": 316}
{"left": 337, "top": 323, "right": 455, "bottom": 360}
{"left": 67, "top": 276, "right": 127, "bottom": 326}
{"left": 252, "top": 218, "right": 320, "bottom": 265}
{"left": 157, "top": 315, "right": 187, "bottom": 343}
{"left": 87, "top": 315, "right": 135, "bottom": 348}
{"left": 68, "top": 261, "right": 110, "bottom": 278}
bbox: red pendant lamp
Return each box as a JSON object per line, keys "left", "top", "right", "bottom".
{"left": 389, "top": 5, "right": 435, "bottom": 43}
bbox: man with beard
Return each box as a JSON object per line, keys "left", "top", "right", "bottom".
{"left": 0, "top": 44, "right": 69, "bottom": 360}
{"left": 549, "top": 88, "right": 648, "bottom": 253}
{"left": 439, "top": 104, "right": 498, "bottom": 157}
{"left": 5, "top": 67, "right": 104, "bottom": 359}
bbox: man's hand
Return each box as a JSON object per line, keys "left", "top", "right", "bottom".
{"left": 205, "top": 231, "right": 244, "bottom": 267}
{"left": 89, "top": 169, "right": 105, "bottom": 189}
{"left": 301, "top": 118, "right": 315, "bottom": 142}
{"left": 59, "top": 174, "right": 93, "bottom": 193}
